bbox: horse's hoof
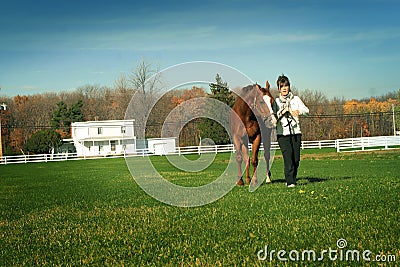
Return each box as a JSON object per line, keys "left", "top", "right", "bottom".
{"left": 251, "top": 179, "right": 258, "bottom": 186}
{"left": 245, "top": 178, "right": 251, "bottom": 185}
{"left": 236, "top": 178, "right": 244, "bottom": 186}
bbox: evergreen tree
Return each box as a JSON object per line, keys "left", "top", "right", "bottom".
{"left": 51, "top": 100, "right": 84, "bottom": 136}
{"left": 51, "top": 101, "right": 69, "bottom": 132}
{"left": 198, "top": 74, "right": 235, "bottom": 145}
{"left": 209, "top": 74, "right": 236, "bottom": 107}
{"left": 25, "top": 129, "right": 62, "bottom": 154}
{"left": 69, "top": 100, "right": 84, "bottom": 122}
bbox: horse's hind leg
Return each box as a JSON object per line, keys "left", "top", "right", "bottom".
{"left": 245, "top": 154, "right": 251, "bottom": 185}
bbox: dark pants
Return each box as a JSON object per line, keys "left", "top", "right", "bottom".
{"left": 277, "top": 134, "right": 302, "bottom": 185}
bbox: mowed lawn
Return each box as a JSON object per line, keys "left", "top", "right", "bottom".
{"left": 0, "top": 150, "right": 399, "bottom": 266}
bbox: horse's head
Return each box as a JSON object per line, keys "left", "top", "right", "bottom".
{"left": 241, "top": 83, "right": 272, "bottom": 119}
{"left": 259, "top": 81, "right": 274, "bottom": 105}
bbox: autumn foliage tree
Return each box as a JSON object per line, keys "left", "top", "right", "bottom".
{"left": 170, "top": 87, "right": 207, "bottom": 146}
{"left": 342, "top": 97, "right": 398, "bottom": 137}
{"left": 146, "top": 86, "right": 207, "bottom": 146}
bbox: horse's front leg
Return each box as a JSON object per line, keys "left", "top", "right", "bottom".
{"left": 251, "top": 150, "right": 259, "bottom": 185}
{"left": 235, "top": 144, "right": 244, "bottom": 186}
{"left": 251, "top": 135, "right": 262, "bottom": 185}
{"left": 242, "top": 141, "right": 251, "bottom": 185}
{"left": 245, "top": 153, "right": 251, "bottom": 185}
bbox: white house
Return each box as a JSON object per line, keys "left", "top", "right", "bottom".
{"left": 71, "top": 120, "right": 136, "bottom": 157}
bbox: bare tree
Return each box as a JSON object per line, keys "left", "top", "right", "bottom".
{"left": 113, "top": 74, "right": 135, "bottom": 119}
{"left": 125, "top": 59, "right": 163, "bottom": 138}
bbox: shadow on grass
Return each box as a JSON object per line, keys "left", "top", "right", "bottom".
{"left": 269, "top": 178, "right": 327, "bottom": 185}
{"left": 269, "top": 176, "right": 340, "bottom": 184}
{"left": 299, "top": 177, "right": 328, "bottom": 183}
{"left": 269, "top": 176, "right": 353, "bottom": 185}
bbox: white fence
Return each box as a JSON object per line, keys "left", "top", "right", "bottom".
{"left": 1, "top": 136, "right": 399, "bottom": 165}
{"left": 336, "top": 135, "right": 400, "bottom": 152}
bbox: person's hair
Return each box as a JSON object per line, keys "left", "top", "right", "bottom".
{"left": 277, "top": 74, "right": 290, "bottom": 91}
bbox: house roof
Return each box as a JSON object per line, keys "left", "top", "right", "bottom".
{"left": 76, "top": 135, "right": 136, "bottom": 142}
{"left": 72, "top": 119, "right": 135, "bottom": 127}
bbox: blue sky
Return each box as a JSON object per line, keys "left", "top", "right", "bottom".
{"left": 0, "top": 0, "right": 399, "bottom": 99}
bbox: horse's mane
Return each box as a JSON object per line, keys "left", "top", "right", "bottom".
{"left": 232, "top": 85, "right": 254, "bottom": 102}
{"left": 235, "top": 84, "right": 256, "bottom": 101}
{"left": 241, "top": 84, "right": 255, "bottom": 93}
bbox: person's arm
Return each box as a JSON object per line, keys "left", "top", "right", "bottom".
{"left": 297, "top": 97, "right": 309, "bottom": 115}
{"left": 291, "top": 96, "right": 309, "bottom": 117}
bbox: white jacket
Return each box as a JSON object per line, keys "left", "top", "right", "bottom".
{"left": 272, "top": 95, "right": 309, "bottom": 136}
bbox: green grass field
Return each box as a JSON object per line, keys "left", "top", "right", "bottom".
{"left": 1, "top": 149, "right": 399, "bottom": 266}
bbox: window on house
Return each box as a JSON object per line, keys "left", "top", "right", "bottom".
{"left": 98, "top": 127, "right": 103, "bottom": 134}
{"left": 121, "top": 126, "right": 126, "bottom": 134}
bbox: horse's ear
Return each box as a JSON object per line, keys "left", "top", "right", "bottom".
{"left": 265, "top": 81, "right": 270, "bottom": 90}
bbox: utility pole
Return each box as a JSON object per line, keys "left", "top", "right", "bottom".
{"left": 393, "top": 104, "right": 396, "bottom": 136}
{"left": 0, "top": 103, "right": 7, "bottom": 158}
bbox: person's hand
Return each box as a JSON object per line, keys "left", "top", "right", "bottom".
{"left": 279, "top": 106, "right": 289, "bottom": 116}
{"left": 291, "top": 110, "right": 300, "bottom": 117}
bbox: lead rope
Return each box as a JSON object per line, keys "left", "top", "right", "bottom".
{"left": 281, "top": 98, "right": 295, "bottom": 135}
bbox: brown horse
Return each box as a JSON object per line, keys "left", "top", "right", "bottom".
{"left": 231, "top": 82, "right": 272, "bottom": 186}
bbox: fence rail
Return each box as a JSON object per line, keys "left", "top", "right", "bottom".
{"left": 1, "top": 136, "right": 399, "bottom": 165}
{"left": 336, "top": 135, "right": 400, "bottom": 152}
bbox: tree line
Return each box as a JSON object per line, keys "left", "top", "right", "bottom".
{"left": 0, "top": 61, "right": 399, "bottom": 155}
